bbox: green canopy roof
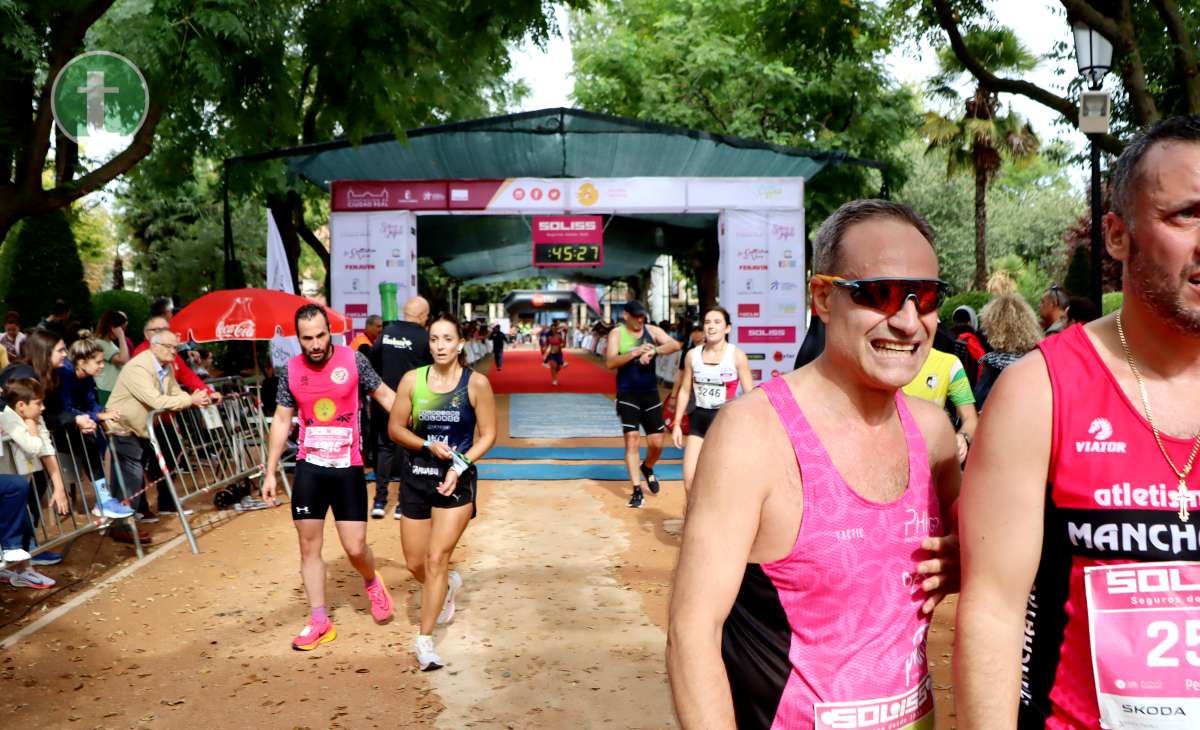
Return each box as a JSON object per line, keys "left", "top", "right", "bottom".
{"left": 240, "top": 109, "right": 885, "bottom": 283}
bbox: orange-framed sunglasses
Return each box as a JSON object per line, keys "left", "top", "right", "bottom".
{"left": 812, "top": 274, "right": 950, "bottom": 316}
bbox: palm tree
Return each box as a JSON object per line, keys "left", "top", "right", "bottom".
{"left": 923, "top": 28, "right": 1040, "bottom": 290}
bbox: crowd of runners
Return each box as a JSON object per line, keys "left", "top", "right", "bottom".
{"left": 1, "top": 112, "right": 1183, "bottom": 729}
{"left": 249, "top": 116, "right": 1200, "bottom": 730}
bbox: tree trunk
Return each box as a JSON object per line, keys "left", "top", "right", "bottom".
{"left": 973, "top": 163, "right": 988, "bottom": 291}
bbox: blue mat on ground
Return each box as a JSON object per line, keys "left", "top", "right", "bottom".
{"left": 477, "top": 462, "right": 684, "bottom": 481}
{"left": 487, "top": 446, "right": 683, "bottom": 461}
{"left": 508, "top": 393, "right": 624, "bottom": 438}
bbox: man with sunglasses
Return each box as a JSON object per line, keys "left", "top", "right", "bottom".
{"left": 955, "top": 117, "right": 1200, "bottom": 728}
{"left": 668, "top": 199, "right": 961, "bottom": 729}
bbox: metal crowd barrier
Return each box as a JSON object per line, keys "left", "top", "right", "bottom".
{"left": 0, "top": 424, "right": 147, "bottom": 562}
{"left": 146, "top": 377, "right": 290, "bottom": 554}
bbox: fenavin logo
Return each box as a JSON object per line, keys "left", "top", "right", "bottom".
{"left": 51, "top": 51, "right": 149, "bottom": 144}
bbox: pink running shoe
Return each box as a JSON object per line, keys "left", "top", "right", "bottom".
{"left": 366, "top": 571, "right": 394, "bottom": 622}
{"left": 291, "top": 619, "right": 336, "bottom": 651}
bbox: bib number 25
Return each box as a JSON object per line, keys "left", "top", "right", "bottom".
{"left": 1146, "top": 619, "right": 1200, "bottom": 668}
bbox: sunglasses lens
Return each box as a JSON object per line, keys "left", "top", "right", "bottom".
{"left": 848, "top": 280, "right": 944, "bottom": 315}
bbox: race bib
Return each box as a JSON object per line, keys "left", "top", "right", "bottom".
{"left": 303, "top": 425, "right": 352, "bottom": 469}
{"left": 814, "top": 675, "right": 934, "bottom": 730}
{"left": 1085, "top": 561, "right": 1200, "bottom": 728}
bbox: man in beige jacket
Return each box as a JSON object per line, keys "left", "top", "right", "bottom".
{"left": 107, "top": 328, "right": 208, "bottom": 521}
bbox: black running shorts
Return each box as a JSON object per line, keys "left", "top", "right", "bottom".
{"left": 400, "top": 451, "right": 478, "bottom": 520}
{"left": 688, "top": 406, "right": 719, "bottom": 439}
{"left": 616, "top": 391, "right": 665, "bottom": 434}
{"left": 291, "top": 462, "right": 368, "bottom": 522}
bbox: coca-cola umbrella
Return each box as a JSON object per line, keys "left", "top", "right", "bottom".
{"left": 170, "top": 288, "right": 350, "bottom": 343}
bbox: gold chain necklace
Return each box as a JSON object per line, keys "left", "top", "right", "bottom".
{"left": 1116, "top": 312, "right": 1200, "bottom": 522}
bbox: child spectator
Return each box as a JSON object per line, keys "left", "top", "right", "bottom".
{"left": 0, "top": 310, "right": 25, "bottom": 360}
{"left": 0, "top": 378, "right": 69, "bottom": 588}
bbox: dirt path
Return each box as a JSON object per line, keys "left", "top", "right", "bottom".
{"left": 1, "top": 379, "right": 960, "bottom": 727}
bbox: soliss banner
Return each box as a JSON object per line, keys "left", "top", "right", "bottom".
{"left": 1084, "top": 561, "right": 1200, "bottom": 728}
{"left": 329, "top": 210, "right": 418, "bottom": 335}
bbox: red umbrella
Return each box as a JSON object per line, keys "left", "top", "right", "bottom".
{"left": 170, "top": 288, "right": 350, "bottom": 343}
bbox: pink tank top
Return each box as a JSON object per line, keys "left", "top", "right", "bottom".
{"left": 1021, "top": 325, "right": 1200, "bottom": 729}
{"left": 722, "top": 376, "right": 941, "bottom": 729}
{"left": 289, "top": 345, "right": 363, "bottom": 468}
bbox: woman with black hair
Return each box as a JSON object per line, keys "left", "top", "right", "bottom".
{"left": 389, "top": 313, "right": 496, "bottom": 672}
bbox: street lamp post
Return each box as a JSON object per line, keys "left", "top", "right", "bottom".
{"left": 1072, "top": 21, "right": 1114, "bottom": 311}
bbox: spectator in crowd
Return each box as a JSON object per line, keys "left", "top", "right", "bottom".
{"left": 131, "top": 316, "right": 221, "bottom": 402}
{"left": 488, "top": 323, "right": 508, "bottom": 371}
{"left": 950, "top": 305, "right": 988, "bottom": 386}
{"left": 94, "top": 310, "right": 131, "bottom": 406}
{"left": 904, "top": 336, "right": 978, "bottom": 465}
{"left": 1, "top": 311, "right": 25, "bottom": 360}
{"left": 1066, "top": 295, "right": 1101, "bottom": 325}
{"left": 0, "top": 379, "right": 68, "bottom": 588}
{"left": 973, "top": 293, "right": 1044, "bottom": 412}
{"left": 149, "top": 296, "right": 174, "bottom": 320}
{"left": 1038, "top": 283, "right": 1070, "bottom": 335}
{"left": 52, "top": 335, "right": 120, "bottom": 472}
{"left": 37, "top": 300, "right": 71, "bottom": 339}
{"left": 350, "top": 315, "right": 383, "bottom": 355}
{"left": 107, "top": 327, "right": 210, "bottom": 525}
{"left": 189, "top": 348, "right": 214, "bottom": 379}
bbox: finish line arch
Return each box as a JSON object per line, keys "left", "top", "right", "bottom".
{"left": 328, "top": 176, "right": 806, "bottom": 384}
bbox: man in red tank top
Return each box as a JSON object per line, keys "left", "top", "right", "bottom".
{"left": 668, "top": 200, "right": 962, "bottom": 728}
{"left": 956, "top": 116, "right": 1200, "bottom": 728}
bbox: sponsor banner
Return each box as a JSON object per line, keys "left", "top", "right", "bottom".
{"left": 484, "top": 178, "right": 568, "bottom": 212}
{"left": 331, "top": 180, "right": 448, "bottom": 211}
{"left": 738, "top": 326, "right": 797, "bottom": 344}
{"left": 689, "top": 178, "right": 804, "bottom": 210}
{"left": 814, "top": 675, "right": 934, "bottom": 730}
{"left": 330, "top": 211, "right": 418, "bottom": 336}
{"left": 1085, "top": 561, "right": 1200, "bottom": 729}
{"left": 738, "top": 303, "right": 760, "bottom": 319}
{"left": 568, "top": 177, "right": 687, "bottom": 212}
{"left": 532, "top": 215, "right": 603, "bottom": 245}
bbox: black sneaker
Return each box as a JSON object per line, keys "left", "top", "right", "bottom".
{"left": 371, "top": 502, "right": 386, "bottom": 519}
{"left": 640, "top": 463, "right": 660, "bottom": 495}
{"left": 627, "top": 487, "right": 644, "bottom": 508}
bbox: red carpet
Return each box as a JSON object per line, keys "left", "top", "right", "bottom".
{"left": 487, "top": 349, "right": 615, "bottom": 394}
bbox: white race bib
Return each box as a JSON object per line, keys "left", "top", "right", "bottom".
{"left": 303, "top": 426, "right": 353, "bottom": 469}
{"left": 1084, "top": 561, "right": 1200, "bottom": 729}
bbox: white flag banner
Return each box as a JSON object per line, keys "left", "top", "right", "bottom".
{"left": 266, "top": 209, "right": 301, "bottom": 369}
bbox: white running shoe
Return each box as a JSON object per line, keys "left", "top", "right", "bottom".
{"left": 437, "top": 570, "right": 462, "bottom": 625}
{"left": 10, "top": 567, "right": 55, "bottom": 589}
{"left": 415, "top": 634, "right": 443, "bottom": 671}
{"left": 2, "top": 548, "right": 31, "bottom": 563}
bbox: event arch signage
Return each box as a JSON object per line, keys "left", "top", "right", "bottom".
{"left": 328, "top": 177, "right": 805, "bottom": 384}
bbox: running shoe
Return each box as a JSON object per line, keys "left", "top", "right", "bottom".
{"left": 371, "top": 502, "right": 386, "bottom": 519}
{"left": 2, "top": 548, "right": 31, "bottom": 563}
{"left": 366, "top": 571, "right": 394, "bottom": 622}
{"left": 291, "top": 619, "right": 336, "bottom": 651}
{"left": 134, "top": 510, "right": 160, "bottom": 523}
{"left": 640, "top": 463, "right": 660, "bottom": 495}
{"left": 92, "top": 497, "right": 135, "bottom": 520}
{"left": 158, "top": 507, "right": 195, "bottom": 517}
{"left": 31, "top": 550, "right": 63, "bottom": 566}
{"left": 393, "top": 505, "right": 403, "bottom": 520}
{"left": 10, "top": 567, "right": 55, "bottom": 589}
{"left": 627, "top": 487, "right": 644, "bottom": 509}
{"left": 437, "top": 570, "right": 462, "bottom": 625}
{"left": 415, "top": 634, "right": 443, "bottom": 671}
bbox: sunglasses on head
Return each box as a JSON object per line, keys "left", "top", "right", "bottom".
{"left": 813, "top": 275, "right": 950, "bottom": 316}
